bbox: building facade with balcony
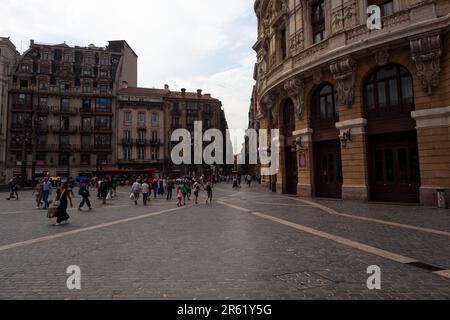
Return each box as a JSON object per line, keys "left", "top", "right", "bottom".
{"left": 253, "top": 0, "right": 449, "bottom": 206}
{"left": 117, "top": 85, "right": 229, "bottom": 178}
{"left": 0, "top": 37, "right": 19, "bottom": 184}
{"left": 5, "top": 39, "right": 137, "bottom": 180}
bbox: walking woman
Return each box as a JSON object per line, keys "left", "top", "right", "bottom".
{"left": 55, "top": 182, "right": 73, "bottom": 226}
{"left": 78, "top": 180, "right": 92, "bottom": 211}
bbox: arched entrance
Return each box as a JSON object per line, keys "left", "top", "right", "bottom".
{"left": 282, "top": 99, "right": 298, "bottom": 194}
{"left": 363, "top": 64, "right": 421, "bottom": 203}
{"left": 311, "top": 83, "right": 343, "bottom": 199}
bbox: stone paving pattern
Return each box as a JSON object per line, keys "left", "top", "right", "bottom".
{"left": 0, "top": 185, "right": 449, "bottom": 300}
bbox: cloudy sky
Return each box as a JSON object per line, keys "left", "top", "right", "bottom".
{"left": 1, "top": 0, "right": 257, "bottom": 152}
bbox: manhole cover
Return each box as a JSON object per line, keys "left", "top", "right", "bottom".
{"left": 275, "top": 271, "right": 334, "bottom": 291}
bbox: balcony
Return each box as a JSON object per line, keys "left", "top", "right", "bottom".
{"left": 150, "top": 139, "right": 161, "bottom": 146}
{"left": 79, "top": 108, "right": 93, "bottom": 115}
{"left": 94, "top": 126, "right": 113, "bottom": 133}
{"left": 94, "top": 108, "right": 113, "bottom": 115}
{"left": 137, "top": 122, "right": 147, "bottom": 129}
{"left": 36, "top": 106, "right": 50, "bottom": 114}
{"left": 121, "top": 138, "right": 133, "bottom": 145}
{"left": 11, "top": 104, "right": 32, "bottom": 112}
{"left": 94, "top": 144, "right": 113, "bottom": 152}
{"left": 79, "top": 126, "right": 94, "bottom": 133}
{"left": 50, "top": 125, "right": 79, "bottom": 134}
{"left": 50, "top": 106, "right": 78, "bottom": 115}
{"left": 136, "top": 139, "right": 148, "bottom": 146}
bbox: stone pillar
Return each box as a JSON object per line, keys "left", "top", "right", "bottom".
{"left": 293, "top": 128, "right": 314, "bottom": 198}
{"left": 412, "top": 107, "right": 450, "bottom": 207}
{"left": 336, "top": 118, "right": 369, "bottom": 201}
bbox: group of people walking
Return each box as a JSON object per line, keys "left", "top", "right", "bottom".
{"left": 129, "top": 176, "right": 214, "bottom": 207}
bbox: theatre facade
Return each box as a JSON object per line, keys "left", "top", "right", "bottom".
{"left": 253, "top": 0, "right": 450, "bottom": 206}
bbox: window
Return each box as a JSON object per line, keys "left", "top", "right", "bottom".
{"left": 152, "top": 130, "right": 158, "bottom": 142}
{"left": 82, "top": 68, "right": 92, "bottom": 77}
{"left": 99, "top": 84, "right": 109, "bottom": 95}
{"left": 364, "top": 65, "right": 414, "bottom": 117}
{"left": 36, "top": 153, "right": 46, "bottom": 166}
{"left": 124, "top": 111, "right": 132, "bottom": 123}
{"left": 151, "top": 148, "right": 159, "bottom": 161}
{"left": 100, "top": 69, "right": 109, "bottom": 77}
{"left": 279, "top": 27, "right": 287, "bottom": 60}
{"left": 20, "top": 80, "right": 28, "bottom": 89}
{"left": 173, "top": 103, "right": 180, "bottom": 113}
{"left": 17, "top": 93, "right": 30, "bottom": 105}
{"left": 82, "top": 118, "right": 92, "bottom": 130}
{"left": 311, "top": 83, "right": 339, "bottom": 128}
{"left": 124, "top": 130, "right": 131, "bottom": 141}
{"left": 21, "top": 64, "right": 30, "bottom": 72}
{"left": 101, "top": 56, "right": 110, "bottom": 65}
{"left": 138, "top": 147, "right": 146, "bottom": 160}
{"left": 84, "top": 55, "right": 93, "bottom": 64}
{"left": 137, "top": 112, "right": 146, "bottom": 124}
{"left": 59, "top": 82, "right": 71, "bottom": 92}
{"left": 172, "top": 117, "right": 180, "bottom": 128}
{"left": 42, "top": 51, "right": 50, "bottom": 60}
{"left": 124, "top": 147, "right": 131, "bottom": 161}
{"left": 60, "top": 135, "right": 70, "bottom": 147}
{"left": 63, "top": 53, "right": 73, "bottom": 62}
{"left": 59, "top": 153, "right": 70, "bottom": 166}
{"left": 40, "top": 64, "right": 50, "bottom": 74}
{"left": 82, "top": 82, "right": 91, "bottom": 93}
{"left": 61, "top": 116, "right": 70, "bottom": 130}
{"left": 39, "top": 81, "right": 48, "bottom": 91}
{"left": 82, "top": 98, "right": 91, "bottom": 109}
{"left": 311, "top": 0, "right": 325, "bottom": 44}
{"left": 95, "top": 135, "right": 111, "bottom": 146}
{"left": 38, "top": 97, "right": 48, "bottom": 106}
{"left": 81, "top": 135, "right": 91, "bottom": 147}
{"left": 204, "top": 119, "right": 211, "bottom": 129}
{"left": 204, "top": 104, "right": 211, "bottom": 114}
{"left": 151, "top": 113, "right": 159, "bottom": 127}
{"left": 368, "top": 0, "right": 394, "bottom": 17}
{"left": 95, "top": 116, "right": 111, "bottom": 129}
{"left": 61, "top": 98, "right": 70, "bottom": 109}
{"left": 80, "top": 154, "right": 90, "bottom": 166}
{"left": 96, "top": 98, "right": 112, "bottom": 112}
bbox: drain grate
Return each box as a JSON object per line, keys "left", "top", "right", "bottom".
{"left": 275, "top": 271, "right": 334, "bottom": 291}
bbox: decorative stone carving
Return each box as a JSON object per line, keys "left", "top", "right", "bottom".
{"left": 284, "top": 76, "right": 305, "bottom": 120}
{"left": 375, "top": 48, "right": 390, "bottom": 66}
{"left": 410, "top": 32, "right": 442, "bottom": 95}
{"left": 313, "top": 69, "right": 324, "bottom": 85}
{"left": 330, "top": 57, "right": 357, "bottom": 108}
{"left": 260, "top": 92, "right": 277, "bottom": 118}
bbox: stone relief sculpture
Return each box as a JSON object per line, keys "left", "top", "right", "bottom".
{"left": 330, "top": 57, "right": 357, "bottom": 108}
{"left": 284, "top": 76, "right": 305, "bottom": 120}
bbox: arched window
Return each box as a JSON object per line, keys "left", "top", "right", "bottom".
{"left": 311, "top": 83, "right": 339, "bottom": 128}
{"left": 364, "top": 64, "right": 414, "bottom": 118}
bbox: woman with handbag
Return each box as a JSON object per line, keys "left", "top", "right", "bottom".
{"left": 55, "top": 182, "right": 73, "bottom": 226}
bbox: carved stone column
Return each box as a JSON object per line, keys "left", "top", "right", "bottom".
{"left": 410, "top": 32, "right": 442, "bottom": 95}
{"left": 284, "top": 76, "right": 305, "bottom": 120}
{"left": 330, "top": 57, "right": 358, "bottom": 108}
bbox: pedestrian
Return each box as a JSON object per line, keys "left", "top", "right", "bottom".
{"left": 167, "top": 178, "right": 174, "bottom": 201}
{"left": 142, "top": 180, "right": 150, "bottom": 206}
{"left": 206, "top": 181, "right": 213, "bottom": 204}
{"left": 158, "top": 179, "right": 164, "bottom": 196}
{"left": 54, "top": 182, "right": 73, "bottom": 226}
{"left": 193, "top": 182, "right": 200, "bottom": 205}
{"left": 131, "top": 179, "right": 142, "bottom": 206}
{"left": 41, "top": 178, "right": 53, "bottom": 209}
{"left": 186, "top": 179, "right": 192, "bottom": 201}
{"left": 152, "top": 179, "right": 158, "bottom": 199}
{"left": 177, "top": 187, "right": 183, "bottom": 207}
{"left": 33, "top": 180, "right": 43, "bottom": 208}
{"left": 6, "top": 177, "right": 19, "bottom": 201}
{"left": 78, "top": 180, "right": 93, "bottom": 211}
{"left": 68, "top": 178, "right": 75, "bottom": 198}
{"left": 99, "top": 177, "right": 110, "bottom": 205}
{"left": 181, "top": 181, "right": 189, "bottom": 206}
{"left": 247, "top": 174, "right": 252, "bottom": 188}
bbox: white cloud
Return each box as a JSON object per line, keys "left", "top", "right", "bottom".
{"left": 0, "top": 0, "right": 257, "bottom": 152}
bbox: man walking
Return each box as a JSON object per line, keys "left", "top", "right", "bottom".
{"left": 41, "top": 178, "right": 52, "bottom": 209}
{"left": 78, "top": 180, "right": 93, "bottom": 211}
{"left": 167, "top": 178, "right": 174, "bottom": 201}
{"left": 131, "top": 179, "right": 142, "bottom": 206}
{"left": 142, "top": 180, "right": 150, "bottom": 206}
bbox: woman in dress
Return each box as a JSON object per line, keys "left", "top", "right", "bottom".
{"left": 55, "top": 182, "right": 73, "bottom": 226}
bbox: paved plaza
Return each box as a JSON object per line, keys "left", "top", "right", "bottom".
{"left": 0, "top": 184, "right": 449, "bottom": 300}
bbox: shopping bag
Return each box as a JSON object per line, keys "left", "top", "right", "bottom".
{"left": 129, "top": 193, "right": 135, "bottom": 201}
{"left": 47, "top": 207, "right": 58, "bottom": 219}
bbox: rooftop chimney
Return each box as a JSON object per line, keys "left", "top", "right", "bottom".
{"left": 197, "top": 89, "right": 202, "bottom": 97}
{"left": 30, "top": 39, "right": 35, "bottom": 46}
{"left": 181, "top": 88, "right": 186, "bottom": 97}
{"left": 164, "top": 84, "right": 170, "bottom": 92}
{"left": 121, "top": 81, "right": 128, "bottom": 89}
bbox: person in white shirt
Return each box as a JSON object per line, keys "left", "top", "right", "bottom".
{"left": 131, "top": 180, "right": 142, "bottom": 206}
{"left": 142, "top": 181, "right": 150, "bottom": 206}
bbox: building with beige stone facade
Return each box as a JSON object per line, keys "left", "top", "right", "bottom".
{"left": 117, "top": 85, "right": 230, "bottom": 178}
{"left": 0, "top": 37, "right": 19, "bottom": 184}
{"left": 253, "top": 0, "right": 450, "bottom": 206}
{"left": 5, "top": 39, "right": 137, "bottom": 181}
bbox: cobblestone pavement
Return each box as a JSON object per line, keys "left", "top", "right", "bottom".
{"left": 0, "top": 184, "right": 449, "bottom": 300}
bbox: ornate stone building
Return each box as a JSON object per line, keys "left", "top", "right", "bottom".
{"left": 5, "top": 40, "right": 137, "bottom": 181}
{"left": 0, "top": 37, "right": 19, "bottom": 184}
{"left": 253, "top": 0, "right": 449, "bottom": 206}
{"left": 117, "top": 85, "right": 230, "bottom": 178}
